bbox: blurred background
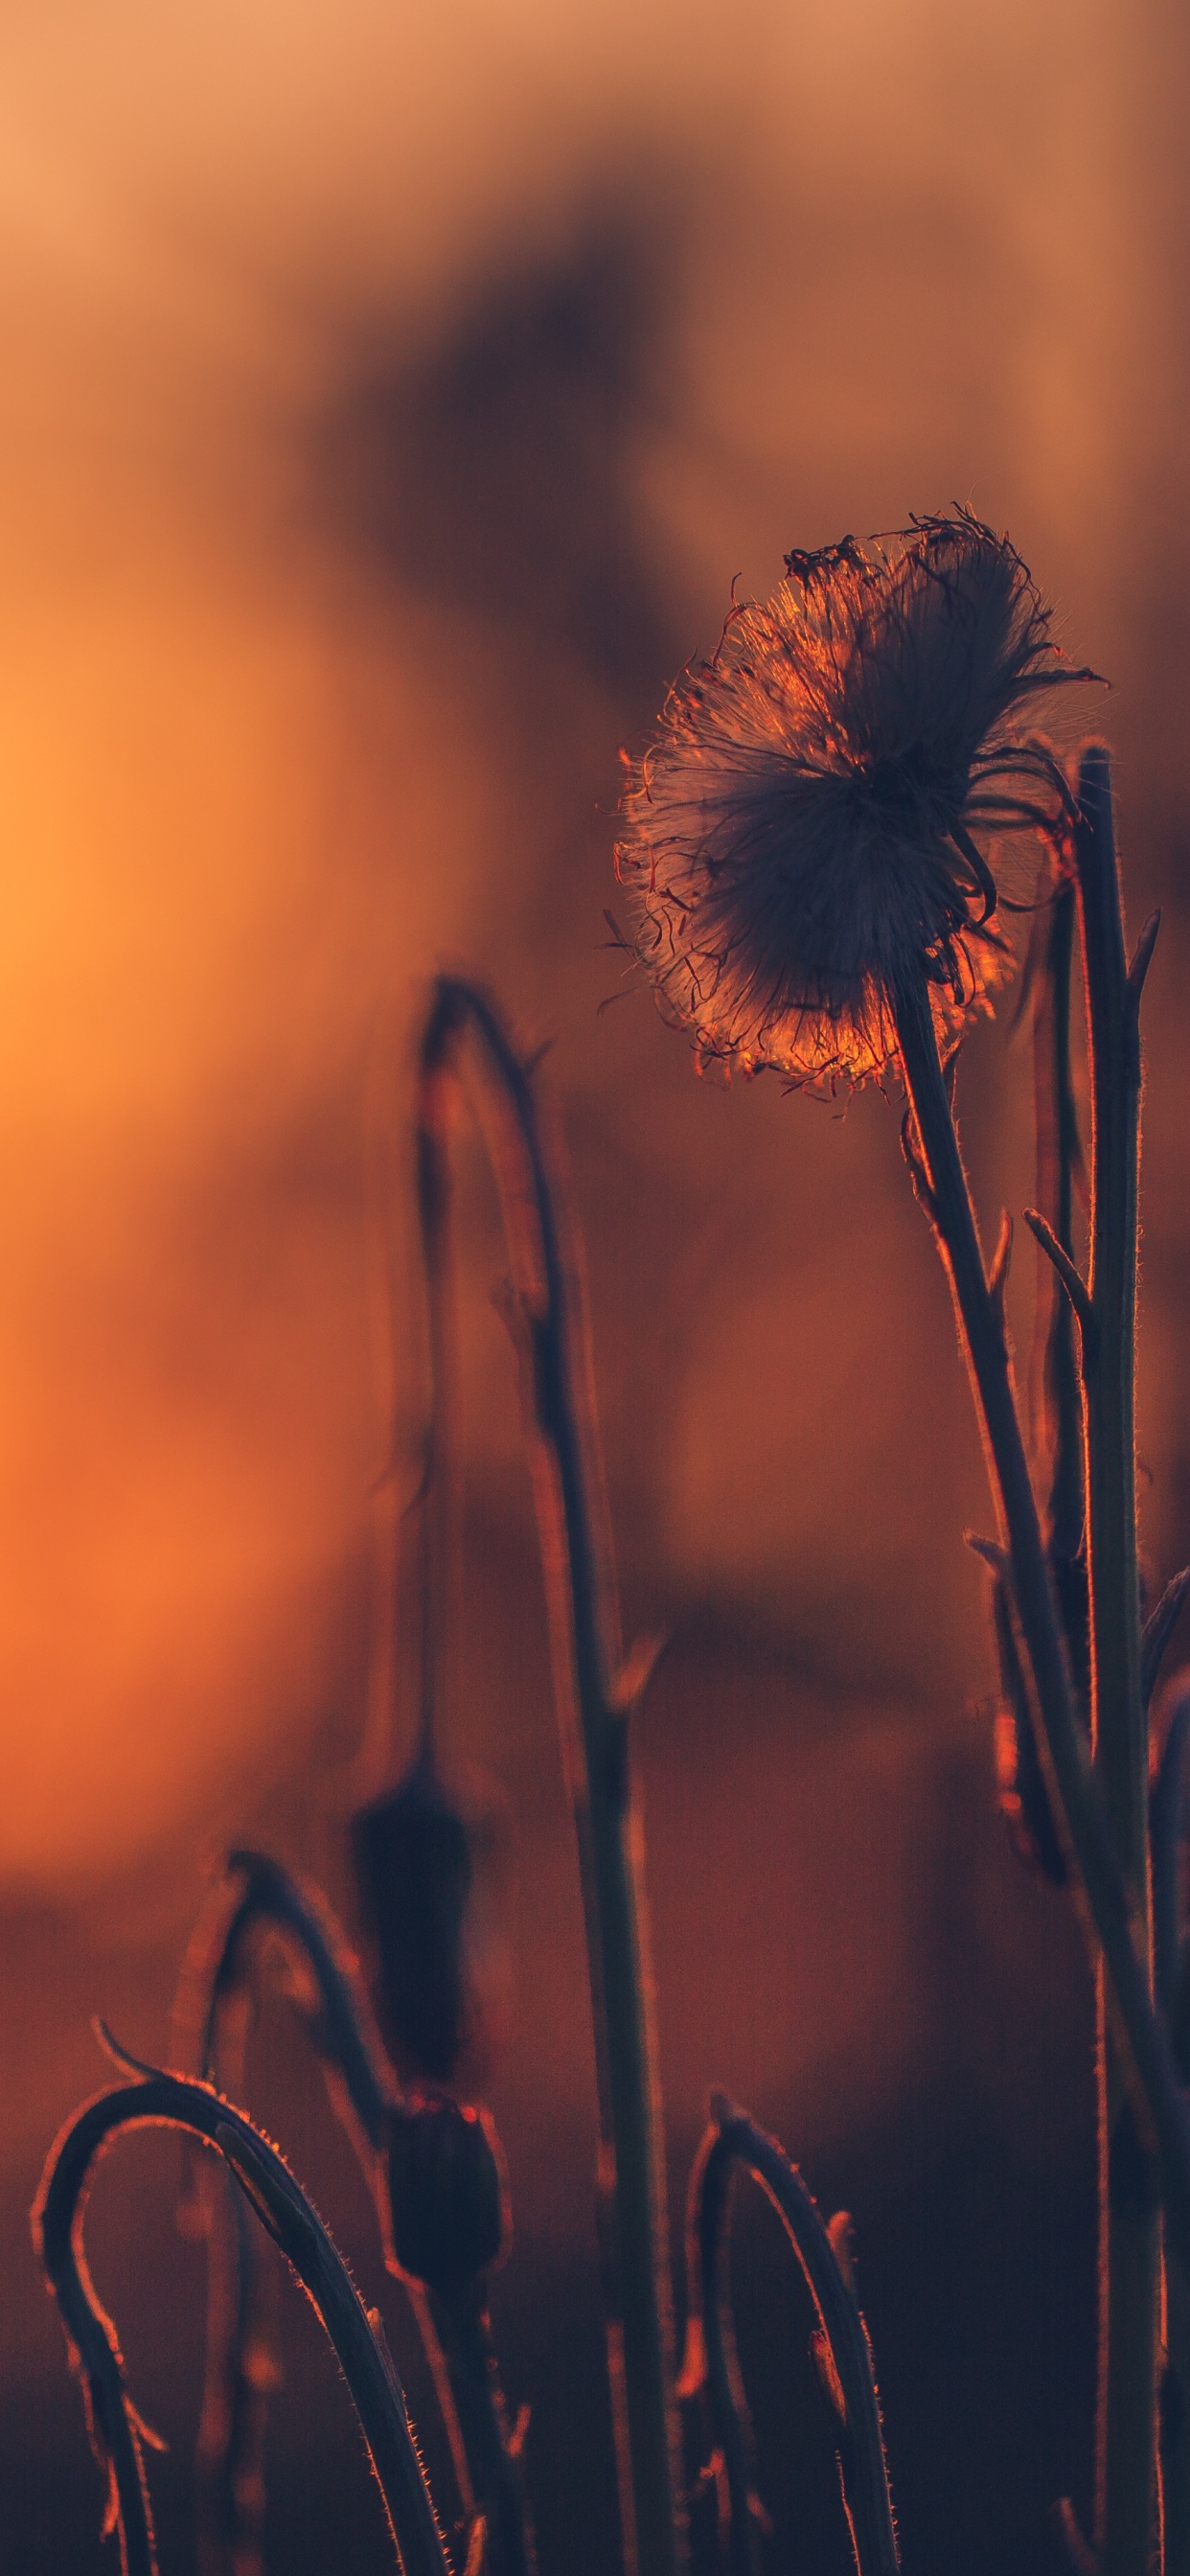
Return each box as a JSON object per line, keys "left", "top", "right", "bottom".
{"left": 1, "top": 0, "right": 1188, "bottom": 2567}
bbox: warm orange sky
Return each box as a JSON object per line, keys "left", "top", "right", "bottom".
{"left": 1, "top": 0, "right": 1187, "bottom": 1894}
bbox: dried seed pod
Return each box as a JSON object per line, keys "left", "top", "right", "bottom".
{"left": 384, "top": 2094, "right": 505, "bottom": 2298}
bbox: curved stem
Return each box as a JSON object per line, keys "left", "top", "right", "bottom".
{"left": 176, "top": 1848, "right": 393, "bottom": 2149}
{"left": 174, "top": 1853, "right": 522, "bottom": 2572}
{"left": 681, "top": 2100, "right": 898, "bottom": 2576}
{"left": 34, "top": 2069, "right": 452, "bottom": 2576}
{"left": 679, "top": 2148, "right": 761, "bottom": 2576}
{"left": 892, "top": 976, "right": 1190, "bottom": 2272}
{"left": 418, "top": 978, "right": 685, "bottom": 2576}
{"left": 173, "top": 1852, "right": 398, "bottom": 2574}
{"left": 1143, "top": 1576, "right": 1190, "bottom": 1715}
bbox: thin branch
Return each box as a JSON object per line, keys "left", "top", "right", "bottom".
{"left": 1126, "top": 910, "right": 1161, "bottom": 1009}
{"left": 898, "top": 1107, "right": 937, "bottom": 1222}
{"left": 1142, "top": 1570, "right": 1190, "bottom": 1711}
{"left": 1053, "top": 2497, "right": 1099, "bottom": 2576}
{"left": 1021, "top": 1210, "right": 1097, "bottom": 1353}
{"left": 1150, "top": 1684, "right": 1190, "bottom": 2016}
{"left": 988, "top": 1209, "right": 1014, "bottom": 1325}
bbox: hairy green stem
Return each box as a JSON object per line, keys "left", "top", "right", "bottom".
{"left": 1155, "top": 1691, "right": 1190, "bottom": 2574}
{"left": 179, "top": 1849, "right": 393, "bottom": 2150}
{"left": 425, "top": 2284, "right": 534, "bottom": 2576}
{"left": 34, "top": 2064, "right": 451, "bottom": 2576}
{"left": 893, "top": 977, "right": 1190, "bottom": 2284}
{"left": 1032, "top": 876, "right": 1090, "bottom": 1690}
{"left": 418, "top": 980, "right": 685, "bottom": 2576}
{"left": 174, "top": 1852, "right": 523, "bottom": 2576}
{"left": 1068, "top": 748, "right": 1159, "bottom": 2574}
{"left": 174, "top": 1851, "right": 393, "bottom": 2576}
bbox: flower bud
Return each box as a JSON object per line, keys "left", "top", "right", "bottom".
{"left": 384, "top": 2094, "right": 505, "bottom": 2297}
{"left": 352, "top": 1758, "right": 473, "bottom": 2085}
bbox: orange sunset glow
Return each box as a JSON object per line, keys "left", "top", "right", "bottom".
{"left": 3, "top": 4, "right": 1190, "bottom": 2572}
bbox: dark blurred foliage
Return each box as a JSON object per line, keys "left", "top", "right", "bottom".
{"left": 314, "top": 219, "right": 678, "bottom": 704}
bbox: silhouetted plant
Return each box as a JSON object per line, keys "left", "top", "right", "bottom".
{"left": 172, "top": 1846, "right": 524, "bottom": 2576}
{"left": 679, "top": 2097, "right": 897, "bottom": 2576}
{"left": 34, "top": 2034, "right": 455, "bottom": 2576}
{"left": 617, "top": 517, "right": 1190, "bottom": 2576}
{"left": 36, "top": 972, "right": 884, "bottom": 2576}
{"left": 36, "top": 514, "right": 1190, "bottom": 2576}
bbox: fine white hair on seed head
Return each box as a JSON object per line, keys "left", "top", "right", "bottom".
{"left": 615, "top": 511, "right": 1102, "bottom": 1088}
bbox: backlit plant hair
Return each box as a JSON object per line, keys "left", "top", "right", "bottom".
{"left": 615, "top": 512, "right": 1095, "bottom": 1087}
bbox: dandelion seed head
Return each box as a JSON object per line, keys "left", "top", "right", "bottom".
{"left": 615, "top": 511, "right": 1100, "bottom": 1087}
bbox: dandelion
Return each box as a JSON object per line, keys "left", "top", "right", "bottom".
{"left": 621, "top": 518, "right": 1190, "bottom": 2573}
{"left": 615, "top": 511, "right": 1098, "bottom": 1085}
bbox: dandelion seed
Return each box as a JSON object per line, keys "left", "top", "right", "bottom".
{"left": 615, "top": 511, "right": 1100, "bottom": 1086}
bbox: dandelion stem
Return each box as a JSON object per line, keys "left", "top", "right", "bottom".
{"left": 1071, "top": 748, "right": 1159, "bottom": 2576}
{"left": 418, "top": 979, "right": 686, "bottom": 2576}
{"left": 892, "top": 975, "right": 1190, "bottom": 2280}
{"left": 1031, "top": 876, "right": 1088, "bottom": 1653}
{"left": 1155, "top": 1689, "right": 1190, "bottom": 2576}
